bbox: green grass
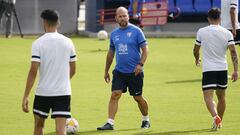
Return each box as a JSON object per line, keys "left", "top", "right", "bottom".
{"left": 0, "top": 37, "right": 239, "bottom": 135}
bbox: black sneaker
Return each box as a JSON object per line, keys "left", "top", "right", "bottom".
{"left": 141, "top": 121, "right": 150, "bottom": 129}
{"left": 97, "top": 123, "right": 114, "bottom": 130}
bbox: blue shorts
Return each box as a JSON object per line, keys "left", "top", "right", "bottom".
{"left": 33, "top": 95, "right": 71, "bottom": 119}
{"left": 111, "top": 69, "right": 144, "bottom": 96}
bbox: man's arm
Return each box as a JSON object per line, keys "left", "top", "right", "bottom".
{"left": 104, "top": 49, "right": 115, "bottom": 83}
{"left": 193, "top": 44, "right": 201, "bottom": 66}
{"left": 70, "top": 61, "right": 76, "bottom": 79}
{"left": 228, "top": 44, "right": 238, "bottom": 82}
{"left": 22, "top": 62, "right": 39, "bottom": 113}
{"left": 134, "top": 45, "right": 148, "bottom": 76}
{"left": 230, "top": 7, "right": 237, "bottom": 37}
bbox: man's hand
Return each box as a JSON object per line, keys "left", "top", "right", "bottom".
{"left": 195, "top": 59, "right": 201, "bottom": 67}
{"left": 231, "top": 71, "right": 238, "bottom": 82}
{"left": 134, "top": 64, "right": 143, "bottom": 76}
{"left": 104, "top": 72, "right": 111, "bottom": 83}
{"left": 22, "top": 97, "right": 29, "bottom": 113}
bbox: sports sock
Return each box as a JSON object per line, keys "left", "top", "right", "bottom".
{"left": 142, "top": 115, "right": 150, "bottom": 121}
{"left": 107, "top": 118, "right": 114, "bottom": 125}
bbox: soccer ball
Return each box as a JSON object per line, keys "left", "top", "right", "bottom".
{"left": 66, "top": 118, "right": 79, "bottom": 134}
{"left": 97, "top": 30, "right": 108, "bottom": 40}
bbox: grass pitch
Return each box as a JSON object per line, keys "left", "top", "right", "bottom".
{"left": 0, "top": 37, "right": 239, "bottom": 135}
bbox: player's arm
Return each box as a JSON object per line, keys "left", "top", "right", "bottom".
{"left": 70, "top": 61, "right": 76, "bottom": 79}
{"left": 230, "top": 7, "right": 237, "bottom": 37}
{"left": 134, "top": 45, "right": 148, "bottom": 76}
{"left": 104, "top": 49, "right": 115, "bottom": 83}
{"left": 193, "top": 44, "right": 201, "bottom": 66}
{"left": 22, "top": 61, "right": 39, "bottom": 113}
{"left": 228, "top": 44, "right": 238, "bottom": 82}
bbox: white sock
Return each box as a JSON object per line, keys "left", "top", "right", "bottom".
{"left": 107, "top": 118, "right": 114, "bottom": 125}
{"left": 142, "top": 115, "right": 150, "bottom": 121}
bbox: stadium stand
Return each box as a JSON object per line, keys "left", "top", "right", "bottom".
{"left": 194, "top": 0, "right": 211, "bottom": 13}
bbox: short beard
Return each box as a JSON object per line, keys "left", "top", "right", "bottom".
{"left": 119, "top": 21, "right": 128, "bottom": 27}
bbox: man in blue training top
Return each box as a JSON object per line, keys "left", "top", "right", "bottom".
{"left": 97, "top": 6, "right": 150, "bottom": 131}
{"left": 128, "top": 0, "right": 145, "bottom": 28}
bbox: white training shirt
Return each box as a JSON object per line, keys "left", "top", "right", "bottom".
{"left": 31, "top": 32, "right": 77, "bottom": 96}
{"left": 195, "top": 25, "right": 235, "bottom": 72}
{"left": 221, "top": 0, "right": 240, "bottom": 30}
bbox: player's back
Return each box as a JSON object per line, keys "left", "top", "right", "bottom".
{"left": 32, "top": 32, "right": 76, "bottom": 96}
{"left": 197, "top": 25, "right": 234, "bottom": 71}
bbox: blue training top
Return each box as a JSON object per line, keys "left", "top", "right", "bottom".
{"left": 110, "top": 23, "right": 147, "bottom": 73}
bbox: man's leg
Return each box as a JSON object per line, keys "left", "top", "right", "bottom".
{"left": 34, "top": 114, "right": 45, "bottom": 135}
{"left": 216, "top": 90, "right": 226, "bottom": 120}
{"left": 5, "top": 3, "right": 13, "bottom": 38}
{"left": 133, "top": 95, "right": 150, "bottom": 128}
{"left": 108, "top": 90, "right": 122, "bottom": 120}
{"left": 203, "top": 90, "right": 218, "bottom": 117}
{"left": 55, "top": 118, "right": 67, "bottom": 135}
{"left": 0, "top": 1, "right": 6, "bottom": 25}
{"left": 133, "top": 95, "right": 148, "bottom": 116}
{"left": 97, "top": 90, "right": 122, "bottom": 130}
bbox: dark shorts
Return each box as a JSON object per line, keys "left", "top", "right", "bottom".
{"left": 202, "top": 71, "right": 228, "bottom": 91}
{"left": 229, "top": 29, "right": 240, "bottom": 45}
{"left": 112, "top": 69, "right": 144, "bottom": 96}
{"left": 129, "top": 17, "right": 143, "bottom": 28}
{"left": 33, "top": 95, "right": 71, "bottom": 119}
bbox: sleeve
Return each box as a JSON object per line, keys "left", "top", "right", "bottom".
{"left": 109, "top": 33, "right": 115, "bottom": 51}
{"left": 227, "top": 32, "right": 235, "bottom": 46}
{"left": 195, "top": 29, "right": 202, "bottom": 46}
{"left": 31, "top": 42, "right": 41, "bottom": 62}
{"left": 230, "top": 0, "right": 238, "bottom": 8}
{"left": 137, "top": 29, "right": 147, "bottom": 48}
{"left": 69, "top": 40, "right": 77, "bottom": 62}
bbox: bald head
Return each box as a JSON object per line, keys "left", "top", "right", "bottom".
{"left": 115, "top": 7, "right": 129, "bottom": 28}
{"left": 116, "top": 7, "right": 128, "bottom": 15}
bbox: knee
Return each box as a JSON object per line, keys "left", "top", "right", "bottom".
{"left": 35, "top": 121, "right": 44, "bottom": 129}
{"left": 133, "top": 96, "right": 144, "bottom": 103}
{"left": 110, "top": 91, "right": 121, "bottom": 101}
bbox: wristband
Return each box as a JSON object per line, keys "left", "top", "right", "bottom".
{"left": 138, "top": 62, "right": 144, "bottom": 67}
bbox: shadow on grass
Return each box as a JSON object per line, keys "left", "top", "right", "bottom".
{"left": 165, "top": 79, "right": 201, "bottom": 84}
{"left": 132, "top": 128, "right": 211, "bottom": 135}
{"left": 89, "top": 49, "right": 108, "bottom": 53}
{"left": 45, "top": 128, "right": 139, "bottom": 135}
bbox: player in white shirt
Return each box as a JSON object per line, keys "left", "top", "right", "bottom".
{"left": 221, "top": 0, "right": 240, "bottom": 45}
{"left": 194, "top": 8, "right": 238, "bottom": 131}
{"left": 22, "top": 9, "right": 77, "bottom": 135}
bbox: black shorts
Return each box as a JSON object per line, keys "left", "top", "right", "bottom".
{"left": 33, "top": 95, "right": 71, "bottom": 119}
{"left": 229, "top": 29, "right": 240, "bottom": 45}
{"left": 129, "top": 17, "right": 143, "bottom": 28}
{"left": 112, "top": 69, "right": 144, "bottom": 96}
{"left": 202, "top": 71, "right": 228, "bottom": 91}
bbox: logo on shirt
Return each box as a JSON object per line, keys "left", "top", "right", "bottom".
{"left": 127, "top": 32, "right": 132, "bottom": 37}
{"left": 115, "top": 35, "right": 120, "bottom": 41}
{"left": 118, "top": 43, "right": 128, "bottom": 55}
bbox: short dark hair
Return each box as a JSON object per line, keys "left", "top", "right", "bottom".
{"left": 40, "top": 9, "right": 59, "bottom": 25}
{"left": 208, "top": 8, "right": 221, "bottom": 20}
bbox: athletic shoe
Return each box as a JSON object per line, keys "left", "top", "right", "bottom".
{"left": 97, "top": 123, "right": 114, "bottom": 130}
{"left": 141, "top": 121, "right": 150, "bottom": 129}
{"left": 211, "top": 116, "right": 222, "bottom": 131}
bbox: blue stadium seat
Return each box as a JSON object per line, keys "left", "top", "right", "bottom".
{"left": 195, "top": 0, "right": 211, "bottom": 13}
{"left": 176, "top": 0, "right": 195, "bottom": 14}
{"left": 212, "top": 0, "right": 221, "bottom": 8}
